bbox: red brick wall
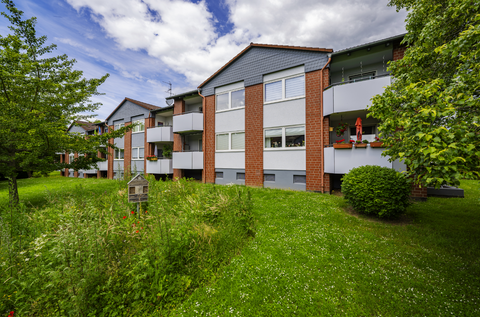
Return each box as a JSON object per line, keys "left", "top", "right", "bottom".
{"left": 144, "top": 117, "right": 155, "bottom": 176}
{"left": 323, "top": 116, "right": 330, "bottom": 192}
{"left": 73, "top": 152, "right": 79, "bottom": 177}
{"left": 306, "top": 69, "right": 322, "bottom": 192}
{"left": 124, "top": 122, "right": 132, "bottom": 178}
{"left": 107, "top": 125, "right": 114, "bottom": 179}
{"left": 393, "top": 42, "right": 407, "bottom": 61}
{"left": 64, "top": 151, "right": 69, "bottom": 176}
{"left": 410, "top": 180, "right": 428, "bottom": 199}
{"left": 173, "top": 99, "right": 185, "bottom": 179}
{"left": 203, "top": 95, "right": 215, "bottom": 184}
{"left": 245, "top": 83, "right": 263, "bottom": 187}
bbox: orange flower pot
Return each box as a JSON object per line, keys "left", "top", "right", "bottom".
{"left": 333, "top": 143, "right": 353, "bottom": 149}
{"left": 355, "top": 143, "right": 368, "bottom": 148}
{"left": 369, "top": 142, "right": 384, "bottom": 148}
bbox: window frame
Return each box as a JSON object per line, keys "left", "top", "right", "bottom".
{"left": 114, "top": 148, "right": 124, "bottom": 160}
{"left": 131, "top": 146, "right": 144, "bottom": 160}
{"left": 114, "top": 123, "right": 124, "bottom": 131}
{"left": 264, "top": 125, "right": 306, "bottom": 150}
{"left": 215, "top": 131, "right": 245, "bottom": 152}
{"left": 132, "top": 119, "right": 145, "bottom": 133}
{"left": 264, "top": 74, "right": 305, "bottom": 104}
{"left": 215, "top": 88, "right": 245, "bottom": 113}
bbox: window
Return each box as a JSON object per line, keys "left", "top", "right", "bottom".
{"left": 132, "top": 119, "right": 145, "bottom": 133}
{"left": 114, "top": 123, "right": 124, "bottom": 130}
{"left": 114, "top": 148, "right": 124, "bottom": 160}
{"left": 216, "top": 172, "right": 224, "bottom": 179}
{"left": 132, "top": 147, "right": 144, "bottom": 160}
{"left": 349, "top": 71, "right": 376, "bottom": 81}
{"left": 265, "top": 126, "right": 305, "bottom": 149}
{"left": 69, "top": 153, "right": 74, "bottom": 163}
{"left": 293, "top": 175, "right": 306, "bottom": 184}
{"left": 216, "top": 89, "right": 245, "bottom": 111}
{"left": 265, "top": 75, "right": 304, "bottom": 103}
{"left": 216, "top": 132, "right": 245, "bottom": 151}
{"left": 264, "top": 174, "right": 275, "bottom": 182}
{"left": 236, "top": 173, "right": 245, "bottom": 180}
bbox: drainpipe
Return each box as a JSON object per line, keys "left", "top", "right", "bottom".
{"left": 198, "top": 88, "right": 206, "bottom": 183}
{"left": 320, "top": 56, "right": 331, "bottom": 193}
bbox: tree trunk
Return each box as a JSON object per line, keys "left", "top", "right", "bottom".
{"left": 8, "top": 175, "right": 19, "bottom": 210}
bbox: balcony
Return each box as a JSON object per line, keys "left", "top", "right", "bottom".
{"left": 323, "top": 75, "right": 391, "bottom": 116}
{"left": 97, "top": 160, "right": 108, "bottom": 171}
{"left": 146, "top": 159, "right": 173, "bottom": 174}
{"left": 172, "top": 151, "right": 203, "bottom": 169}
{"left": 147, "top": 126, "right": 174, "bottom": 143}
{"left": 173, "top": 112, "right": 203, "bottom": 134}
{"left": 324, "top": 146, "right": 405, "bottom": 174}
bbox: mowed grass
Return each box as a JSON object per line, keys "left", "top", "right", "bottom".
{"left": 176, "top": 181, "right": 480, "bottom": 316}
{"left": 1, "top": 176, "right": 479, "bottom": 316}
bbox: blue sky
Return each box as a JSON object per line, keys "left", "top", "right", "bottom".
{"left": 0, "top": 0, "right": 407, "bottom": 120}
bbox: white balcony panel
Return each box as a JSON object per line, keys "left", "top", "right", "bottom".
{"left": 264, "top": 149, "right": 306, "bottom": 170}
{"left": 84, "top": 168, "right": 97, "bottom": 174}
{"left": 323, "top": 76, "right": 391, "bottom": 115}
{"left": 172, "top": 152, "right": 203, "bottom": 169}
{"left": 147, "top": 126, "right": 174, "bottom": 143}
{"left": 173, "top": 113, "right": 204, "bottom": 133}
{"left": 324, "top": 146, "right": 406, "bottom": 174}
{"left": 97, "top": 160, "right": 108, "bottom": 171}
{"left": 215, "top": 152, "right": 245, "bottom": 169}
{"left": 146, "top": 159, "right": 173, "bottom": 174}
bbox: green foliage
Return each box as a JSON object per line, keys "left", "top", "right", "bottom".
{"left": 341, "top": 165, "right": 411, "bottom": 218}
{"left": 0, "top": 1, "right": 131, "bottom": 207}
{"left": 162, "top": 144, "right": 173, "bottom": 159}
{"left": 0, "top": 177, "right": 254, "bottom": 315}
{"left": 369, "top": 0, "right": 480, "bottom": 188}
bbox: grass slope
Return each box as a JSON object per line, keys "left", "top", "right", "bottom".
{"left": 176, "top": 181, "right": 480, "bottom": 316}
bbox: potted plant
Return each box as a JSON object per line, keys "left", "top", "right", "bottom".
{"left": 333, "top": 139, "right": 353, "bottom": 149}
{"left": 335, "top": 122, "right": 349, "bottom": 137}
{"left": 355, "top": 140, "right": 367, "bottom": 148}
{"left": 370, "top": 136, "right": 384, "bottom": 148}
{"left": 162, "top": 144, "right": 173, "bottom": 159}
{"left": 146, "top": 155, "right": 158, "bottom": 161}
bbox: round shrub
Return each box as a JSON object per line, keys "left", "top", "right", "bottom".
{"left": 341, "top": 165, "right": 411, "bottom": 218}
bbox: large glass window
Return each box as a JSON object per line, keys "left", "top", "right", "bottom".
{"left": 216, "top": 89, "right": 245, "bottom": 111}
{"left": 216, "top": 134, "right": 229, "bottom": 151}
{"left": 264, "top": 75, "right": 305, "bottom": 103}
{"left": 132, "top": 147, "right": 144, "bottom": 160}
{"left": 265, "top": 129, "right": 283, "bottom": 148}
{"left": 286, "top": 126, "right": 305, "bottom": 147}
{"left": 216, "top": 132, "right": 245, "bottom": 151}
{"left": 265, "top": 126, "right": 305, "bottom": 149}
{"left": 114, "top": 148, "right": 124, "bottom": 160}
{"left": 133, "top": 119, "right": 145, "bottom": 133}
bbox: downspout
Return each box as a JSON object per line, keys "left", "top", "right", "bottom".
{"left": 320, "top": 56, "right": 331, "bottom": 193}
{"left": 198, "top": 88, "right": 206, "bottom": 183}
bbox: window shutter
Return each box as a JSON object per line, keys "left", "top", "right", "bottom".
{"left": 265, "top": 129, "right": 282, "bottom": 137}
{"left": 139, "top": 147, "right": 144, "bottom": 159}
{"left": 231, "top": 132, "right": 245, "bottom": 150}
{"left": 285, "top": 75, "right": 304, "bottom": 99}
{"left": 285, "top": 126, "right": 305, "bottom": 136}
{"left": 216, "top": 134, "right": 229, "bottom": 150}
{"left": 265, "top": 81, "right": 282, "bottom": 102}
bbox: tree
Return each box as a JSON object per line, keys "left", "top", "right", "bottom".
{"left": 0, "top": 0, "right": 131, "bottom": 209}
{"left": 369, "top": 0, "right": 480, "bottom": 188}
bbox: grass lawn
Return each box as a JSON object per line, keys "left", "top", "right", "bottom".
{"left": 176, "top": 180, "right": 480, "bottom": 316}
{"left": 1, "top": 176, "right": 479, "bottom": 316}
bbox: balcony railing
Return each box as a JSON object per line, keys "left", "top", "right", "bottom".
{"left": 323, "top": 75, "right": 391, "bottom": 116}
{"left": 147, "top": 126, "right": 174, "bottom": 143}
{"left": 323, "top": 145, "right": 405, "bottom": 174}
{"left": 146, "top": 159, "right": 173, "bottom": 174}
{"left": 97, "top": 160, "right": 108, "bottom": 171}
{"left": 173, "top": 112, "right": 203, "bottom": 134}
{"left": 172, "top": 151, "right": 203, "bottom": 169}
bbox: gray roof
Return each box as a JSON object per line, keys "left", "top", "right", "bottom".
{"left": 332, "top": 33, "right": 406, "bottom": 56}
{"left": 165, "top": 89, "right": 199, "bottom": 101}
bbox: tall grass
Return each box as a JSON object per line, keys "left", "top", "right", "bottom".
{"left": 0, "top": 177, "right": 254, "bottom": 316}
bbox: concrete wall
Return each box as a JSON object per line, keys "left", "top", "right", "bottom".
{"left": 264, "top": 149, "right": 306, "bottom": 170}
{"left": 215, "top": 152, "right": 245, "bottom": 169}
{"left": 263, "top": 169, "right": 306, "bottom": 191}
{"left": 216, "top": 108, "right": 245, "bottom": 133}
{"left": 263, "top": 98, "right": 305, "bottom": 128}
{"left": 215, "top": 168, "right": 246, "bottom": 185}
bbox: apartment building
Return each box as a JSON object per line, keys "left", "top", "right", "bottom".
{"left": 60, "top": 34, "right": 427, "bottom": 199}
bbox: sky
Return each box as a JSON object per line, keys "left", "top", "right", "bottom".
{"left": 0, "top": 0, "right": 408, "bottom": 120}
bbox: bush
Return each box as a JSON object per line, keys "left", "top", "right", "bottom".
{"left": 341, "top": 165, "right": 411, "bottom": 218}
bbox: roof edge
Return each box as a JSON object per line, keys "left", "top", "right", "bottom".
{"left": 332, "top": 33, "right": 406, "bottom": 56}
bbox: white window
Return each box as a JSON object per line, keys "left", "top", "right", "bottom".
{"left": 216, "top": 132, "right": 245, "bottom": 151}
{"left": 265, "top": 126, "right": 305, "bottom": 149}
{"left": 114, "top": 148, "right": 124, "bottom": 160}
{"left": 114, "top": 123, "right": 124, "bottom": 130}
{"left": 69, "top": 153, "right": 74, "bottom": 162}
{"left": 216, "top": 89, "right": 245, "bottom": 112}
{"left": 264, "top": 75, "right": 305, "bottom": 103}
{"left": 132, "top": 119, "right": 145, "bottom": 133}
{"left": 132, "top": 147, "right": 144, "bottom": 160}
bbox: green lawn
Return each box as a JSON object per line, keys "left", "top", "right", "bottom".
{"left": 1, "top": 176, "right": 479, "bottom": 316}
